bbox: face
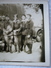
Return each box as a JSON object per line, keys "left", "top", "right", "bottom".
{"left": 2, "top": 16, "right": 5, "bottom": 20}
{"left": 26, "top": 15, "right": 31, "bottom": 20}
{"left": 6, "top": 17, "right": 9, "bottom": 21}
{"left": 14, "top": 14, "right": 18, "bottom": 20}
{"left": 22, "top": 15, "right": 26, "bottom": 20}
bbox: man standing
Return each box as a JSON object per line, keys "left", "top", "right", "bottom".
{"left": 3, "top": 15, "right": 13, "bottom": 52}
{"left": 13, "top": 14, "right": 21, "bottom": 52}
{"left": 20, "top": 14, "right": 26, "bottom": 51}
{"left": 24, "top": 14, "right": 34, "bottom": 54}
{"left": 0, "top": 16, "right": 4, "bottom": 51}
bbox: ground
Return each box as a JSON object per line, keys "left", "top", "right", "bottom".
{"left": 0, "top": 41, "right": 42, "bottom": 62}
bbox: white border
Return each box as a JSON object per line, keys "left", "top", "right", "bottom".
{"left": 0, "top": 0, "right": 50, "bottom": 66}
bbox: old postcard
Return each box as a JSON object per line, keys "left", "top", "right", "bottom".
{"left": 0, "top": 0, "right": 50, "bottom": 66}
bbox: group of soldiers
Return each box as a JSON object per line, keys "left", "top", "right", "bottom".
{"left": 0, "top": 14, "right": 35, "bottom": 54}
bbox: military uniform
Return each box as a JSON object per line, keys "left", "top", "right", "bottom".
{"left": 23, "top": 19, "right": 34, "bottom": 54}
{"left": 0, "top": 28, "right": 4, "bottom": 51}
{"left": 0, "top": 17, "right": 4, "bottom": 29}
{"left": 13, "top": 19, "right": 21, "bottom": 52}
{"left": 23, "top": 20, "right": 33, "bottom": 35}
{"left": 21, "top": 19, "right": 26, "bottom": 51}
{"left": 0, "top": 17, "right": 4, "bottom": 51}
{"left": 0, "top": 29, "right": 3, "bottom": 41}
{"left": 3, "top": 20, "right": 13, "bottom": 52}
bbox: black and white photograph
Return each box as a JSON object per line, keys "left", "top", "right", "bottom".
{"left": 0, "top": 0, "right": 50, "bottom": 66}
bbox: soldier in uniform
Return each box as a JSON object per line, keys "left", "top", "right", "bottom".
{"left": 0, "top": 16, "right": 4, "bottom": 30}
{"left": 2, "top": 15, "right": 7, "bottom": 51}
{"left": 3, "top": 15, "right": 13, "bottom": 52}
{"left": 13, "top": 14, "right": 21, "bottom": 52}
{"left": 0, "top": 16, "right": 4, "bottom": 51}
{"left": 20, "top": 14, "right": 26, "bottom": 51}
{"left": 23, "top": 14, "right": 34, "bottom": 54}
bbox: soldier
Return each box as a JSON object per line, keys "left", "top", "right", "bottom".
{"left": 0, "top": 16, "right": 4, "bottom": 51}
{"left": 0, "top": 16, "right": 4, "bottom": 30}
{"left": 2, "top": 15, "right": 6, "bottom": 51}
{"left": 21, "top": 14, "right": 26, "bottom": 51}
{"left": 3, "top": 15, "right": 13, "bottom": 52}
{"left": 2, "top": 15, "right": 6, "bottom": 21}
{"left": 6, "top": 25, "right": 13, "bottom": 53}
{"left": 13, "top": 14, "right": 21, "bottom": 52}
{"left": 23, "top": 14, "right": 34, "bottom": 54}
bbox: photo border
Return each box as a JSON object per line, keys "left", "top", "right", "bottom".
{"left": 0, "top": 0, "right": 50, "bottom": 66}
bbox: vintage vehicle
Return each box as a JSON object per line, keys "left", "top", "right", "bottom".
{"left": 36, "top": 28, "right": 43, "bottom": 42}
